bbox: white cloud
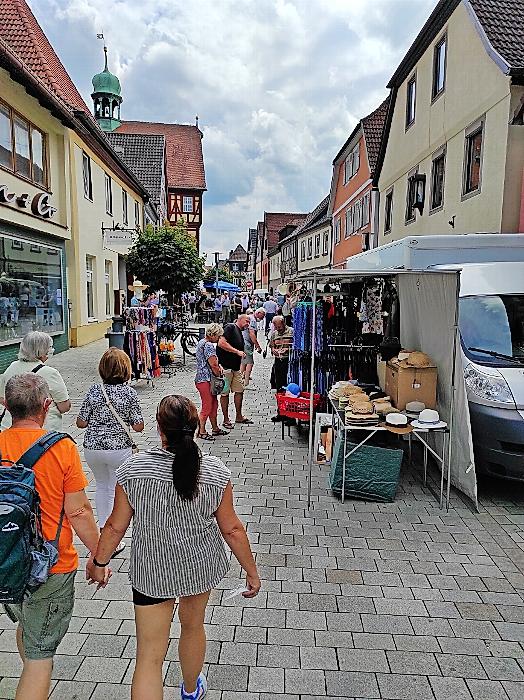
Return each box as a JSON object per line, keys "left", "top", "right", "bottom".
{"left": 33, "top": 0, "right": 436, "bottom": 262}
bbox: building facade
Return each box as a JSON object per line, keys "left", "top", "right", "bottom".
{"left": 226, "top": 244, "right": 248, "bottom": 289}
{"left": 329, "top": 100, "right": 388, "bottom": 267}
{"left": 378, "top": 0, "right": 524, "bottom": 243}
{"left": 259, "top": 213, "right": 306, "bottom": 289}
{"left": 297, "top": 196, "right": 332, "bottom": 274}
{"left": 0, "top": 1, "right": 149, "bottom": 354}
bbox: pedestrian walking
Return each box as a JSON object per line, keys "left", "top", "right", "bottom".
{"left": 188, "top": 292, "right": 197, "bottom": 319}
{"left": 263, "top": 296, "right": 278, "bottom": 335}
{"left": 269, "top": 314, "right": 294, "bottom": 392}
{"left": 88, "top": 395, "right": 261, "bottom": 700}
{"left": 241, "top": 309, "right": 265, "bottom": 388}
{"left": 0, "top": 331, "right": 71, "bottom": 431}
{"left": 1, "top": 373, "right": 106, "bottom": 700}
{"left": 217, "top": 315, "right": 253, "bottom": 428}
{"left": 213, "top": 295, "right": 222, "bottom": 323}
{"left": 76, "top": 349, "right": 144, "bottom": 536}
{"left": 241, "top": 293, "right": 250, "bottom": 313}
{"left": 195, "top": 323, "right": 228, "bottom": 441}
{"left": 221, "top": 292, "right": 231, "bottom": 323}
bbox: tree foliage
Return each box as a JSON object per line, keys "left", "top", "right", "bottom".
{"left": 127, "top": 221, "right": 205, "bottom": 302}
{"left": 203, "top": 265, "right": 234, "bottom": 286}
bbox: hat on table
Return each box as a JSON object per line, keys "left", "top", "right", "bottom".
{"left": 411, "top": 408, "right": 447, "bottom": 429}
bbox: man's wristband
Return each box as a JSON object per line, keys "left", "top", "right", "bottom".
{"left": 93, "top": 557, "right": 110, "bottom": 567}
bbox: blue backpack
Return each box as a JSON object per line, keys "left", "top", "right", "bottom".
{"left": 0, "top": 431, "right": 72, "bottom": 604}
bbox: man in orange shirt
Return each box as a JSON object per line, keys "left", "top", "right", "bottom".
{"left": 1, "top": 373, "right": 107, "bottom": 700}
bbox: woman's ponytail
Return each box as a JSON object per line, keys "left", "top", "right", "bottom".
{"left": 157, "top": 396, "right": 201, "bottom": 500}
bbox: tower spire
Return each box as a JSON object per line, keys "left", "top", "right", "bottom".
{"left": 91, "top": 40, "right": 123, "bottom": 132}
{"left": 104, "top": 45, "right": 108, "bottom": 71}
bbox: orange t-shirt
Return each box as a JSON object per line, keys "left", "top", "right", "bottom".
{"left": 0, "top": 428, "right": 89, "bottom": 573}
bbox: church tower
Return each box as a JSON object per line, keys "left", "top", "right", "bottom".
{"left": 91, "top": 46, "right": 122, "bottom": 132}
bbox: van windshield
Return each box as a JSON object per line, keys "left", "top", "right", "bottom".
{"left": 460, "top": 295, "right": 524, "bottom": 366}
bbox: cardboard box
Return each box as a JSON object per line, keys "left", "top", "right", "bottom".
{"left": 385, "top": 359, "right": 437, "bottom": 410}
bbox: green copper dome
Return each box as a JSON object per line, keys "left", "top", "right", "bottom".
{"left": 92, "top": 47, "right": 121, "bottom": 96}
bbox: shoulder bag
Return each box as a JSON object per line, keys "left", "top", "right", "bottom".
{"left": 100, "top": 384, "right": 139, "bottom": 454}
{"left": 206, "top": 344, "right": 225, "bottom": 395}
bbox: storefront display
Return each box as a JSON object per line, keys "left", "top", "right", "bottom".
{"left": 0, "top": 233, "right": 64, "bottom": 343}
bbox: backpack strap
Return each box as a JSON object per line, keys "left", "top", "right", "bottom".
{"left": 17, "top": 432, "right": 74, "bottom": 546}
{"left": 31, "top": 364, "right": 44, "bottom": 374}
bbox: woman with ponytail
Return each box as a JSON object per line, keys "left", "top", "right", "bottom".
{"left": 88, "top": 395, "right": 261, "bottom": 700}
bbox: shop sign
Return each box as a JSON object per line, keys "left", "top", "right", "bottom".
{"left": 0, "top": 185, "right": 57, "bottom": 219}
{"left": 104, "top": 229, "right": 134, "bottom": 246}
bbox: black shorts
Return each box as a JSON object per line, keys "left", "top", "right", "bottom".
{"left": 132, "top": 588, "right": 171, "bottom": 606}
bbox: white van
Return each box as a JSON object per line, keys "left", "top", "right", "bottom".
{"left": 453, "top": 262, "right": 524, "bottom": 481}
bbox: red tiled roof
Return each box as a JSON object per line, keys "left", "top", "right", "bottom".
{"left": 362, "top": 97, "right": 390, "bottom": 177}
{"left": 228, "top": 244, "right": 248, "bottom": 262}
{"left": 469, "top": 0, "right": 524, "bottom": 72}
{"left": 265, "top": 212, "right": 307, "bottom": 250}
{"left": 0, "top": 0, "right": 91, "bottom": 114}
{"left": 116, "top": 121, "right": 206, "bottom": 191}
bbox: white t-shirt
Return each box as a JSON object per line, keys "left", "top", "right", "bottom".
{"left": 263, "top": 299, "right": 278, "bottom": 314}
{"left": 0, "top": 360, "right": 69, "bottom": 431}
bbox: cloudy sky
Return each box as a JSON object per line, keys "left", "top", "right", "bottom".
{"left": 33, "top": 0, "right": 436, "bottom": 262}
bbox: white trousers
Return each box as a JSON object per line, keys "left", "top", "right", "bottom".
{"left": 84, "top": 448, "right": 132, "bottom": 526}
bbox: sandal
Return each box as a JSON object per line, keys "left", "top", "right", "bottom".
{"left": 212, "top": 428, "right": 228, "bottom": 436}
{"left": 223, "top": 421, "right": 235, "bottom": 430}
{"left": 236, "top": 418, "right": 254, "bottom": 425}
{"left": 197, "top": 433, "right": 215, "bottom": 441}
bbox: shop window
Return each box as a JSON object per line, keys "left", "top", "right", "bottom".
{"left": 334, "top": 218, "right": 341, "bottom": 244}
{"left": 323, "top": 231, "right": 329, "bottom": 256}
{"left": 406, "top": 74, "right": 416, "bottom": 128}
{"left": 0, "top": 234, "right": 64, "bottom": 341}
{"left": 343, "top": 144, "right": 360, "bottom": 184}
{"left": 86, "top": 256, "right": 95, "bottom": 319}
{"left": 0, "top": 103, "right": 12, "bottom": 170}
{"left": 433, "top": 36, "right": 447, "bottom": 99}
{"left": 82, "top": 152, "right": 92, "bottom": 200}
{"left": 307, "top": 237, "right": 313, "bottom": 259}
{"left": 104, "top": 260, "right": 112, "bottom": 316}
{"left": 183, "top": 196, "right": 193, "bottom": 213}
{"left": 105, "top": 173, "right": 113, "bottom": 215}
{"left": 463, "top": 121, "right": 483, "bottom": 196}
{"left": 384, "top": 188, "right": 393, "bottom": 234}
{"left": 430, "top": 148, "right": 446, "bottom": 211}
{"left": 122, "top": 190, "right": 128, "bottom": 225}
{"left": 362, "top": 192, "right": 370, "bottom": 227}
{"left": 13, "top": 116, "right": 30, "bottom": 180}
{"left": 345, "top": 207, "right": 353, "bottom": 238}
{"left": 0, "top": 100, "right": 47, "bottom": 187}
{"left": 314, "top": 233, "right": 321, "bottom": 257}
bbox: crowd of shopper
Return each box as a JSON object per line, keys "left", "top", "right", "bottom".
{"left": 0, "top": 330, "right": 260, "bottom": 700}
{"left": 0, "top": 301, "right": 298, "bottom": 698}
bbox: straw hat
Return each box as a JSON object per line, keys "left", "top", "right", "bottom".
{"left": 399, "top": 351, "right": 434, "bottom": 369}
{"left": 383, "top": 412, "right": 413, "bottom": 435}
{"left": 352, "top": 401, "right": 374, "bottom": 415}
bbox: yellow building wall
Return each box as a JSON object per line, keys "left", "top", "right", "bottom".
{"left": 0, "top": 70, "right": 70, "bottom": 239}
{"left": 298, "top": 223, "right": 331, "bottom": 272}
{"left": 378, "top": 3, "right": 522, "bottom": 243}
{"left": 66, "top": 132, "right": 144, "bottom": 346}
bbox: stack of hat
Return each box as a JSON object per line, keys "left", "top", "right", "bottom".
{"left": 371, "top": 396, "right": 399, "bottom": 416}
{"left": 399, "top": 351, "right": 435, "bottom": 369}
{"left": 345, "top": 398, "right": 380, "bottom": 426}
{"left": 405, "top": 401, "right": 425, "bottom": 418}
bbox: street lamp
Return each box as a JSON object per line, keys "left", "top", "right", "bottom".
{"left": 213, "top": 251, "right": 221, "bottom": 299}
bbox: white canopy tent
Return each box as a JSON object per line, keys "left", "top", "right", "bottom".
{"left": 292, "top": 269, "right": 478, "bottom": 511}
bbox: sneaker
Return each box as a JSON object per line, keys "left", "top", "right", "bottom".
{"left": 181, "top": 672, "right": 207, "bottom": 699}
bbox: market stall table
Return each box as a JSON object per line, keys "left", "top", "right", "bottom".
{"left": 328, "top": 395, "right": 451, "bottom": 509}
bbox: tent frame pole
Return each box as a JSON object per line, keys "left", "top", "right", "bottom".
{"left": 444, "top": 271, "right": 461, "bottom": 511}
{"left": 307, "top": 273, "right": 318, "bottom": 511}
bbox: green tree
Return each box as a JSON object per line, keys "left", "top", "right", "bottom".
{"left": 127, "top": 221, "right": 205, "bottom": 303}
{"left": 203, "top": 265, "right": 234, "bottom": 286}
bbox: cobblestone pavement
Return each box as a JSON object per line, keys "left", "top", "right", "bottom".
{"left": 1, "top": 338, "right": 524, "bottom": 699}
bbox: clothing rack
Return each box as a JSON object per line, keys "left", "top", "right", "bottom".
{"left": 122, "top": 311, "right": 160, "bottom": 385}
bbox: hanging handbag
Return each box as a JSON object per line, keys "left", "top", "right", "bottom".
{"left": 100, "top": 385, "right": 139, "bottom": 454}
{"left": 209, "top": 372, "right": 226, "bottom": 396}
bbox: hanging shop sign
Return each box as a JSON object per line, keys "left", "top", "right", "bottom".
{"left": 103, "top": 228, "right": 135, "bottom": 246}
{"left": 0, "top": 185, "right": 57, "bottom": 219}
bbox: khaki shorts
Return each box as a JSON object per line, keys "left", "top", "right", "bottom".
{"left": 222, "top": 369, "right": 244, "bottom": 394}
{"left": 241, "top": 346, "right": 254, "bottom": 367}
{"left": 4, "top": 571, "right": 76, "bottom": 660}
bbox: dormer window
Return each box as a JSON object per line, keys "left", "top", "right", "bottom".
{"left": 343, "top": 144, "right": 360, "bottom": 183}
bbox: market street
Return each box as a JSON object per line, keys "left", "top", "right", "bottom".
{"left": 0, "top": 339, "right": 523, "bottom": 699}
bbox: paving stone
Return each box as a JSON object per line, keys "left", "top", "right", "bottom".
{"left": 300, "top": 645, "right": 338, "bottom": 670}
{"left": 248, "top": 666, "right": 284, "bottom": 693}
{"left": 394, "top": 633, "right": 440, "bottom": 652}
{"left": 257, "top": 644, "right": 299, "bottom": 668}
{"left": 206, "top": 664, "right": 249, "bottom": 692}
{"left": 353, "top": 632, "right": 395, "bottom": 650}
{"left": 436, "top": 653, "right": 487, "bottom": 679}
{"left": 49, "top": 680, "right": 95, "bottom": 699}
{"left": 377, "top": 672, "right": 435, "bottom": 699}
{"left": 74, "top": 657, "right": 129, "bottom": 683}
{"left": 219, "top": 642, "right": 257, "bottom": 667}
{"left": 337, "top": 648, "right": 388, "bottom": 673}
{"left": 466, "top": 678, "right": 512, "bottom": 700}
{"left": 429, "top": 675, "right": 475, "bottom": 700}
{"left": 325, "top": 671, "right": 380, "bottom": 698}
{"left": 386, "top": 650, "right": 440, "bottom": 675}
{"left": 78, "top": 633, "right": 128, "bottom": 657}
{"left": 285, "top": 668, "right": 326, "bottom": 694}
{"left": 361, "top": 613, "right": 413, "bottom": 635}
{"left": 479, "top": 656, "right": 524, "bottom": 681}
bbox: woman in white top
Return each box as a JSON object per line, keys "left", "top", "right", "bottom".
{"left": 0, "top": 331, "right": 70, "bottom": 431}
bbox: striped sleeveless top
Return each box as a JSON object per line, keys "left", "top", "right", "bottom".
{"left": 116, "top": 448, "right": 231, "bottom": 598}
